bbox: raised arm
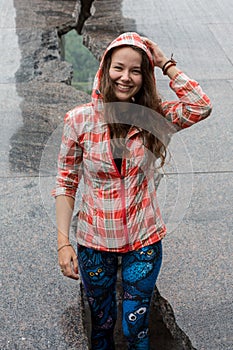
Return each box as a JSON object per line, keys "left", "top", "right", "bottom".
{"left": 142, "top": 38, "right": 212, "bottom": 128}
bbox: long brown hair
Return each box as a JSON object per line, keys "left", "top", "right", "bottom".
{"left": 99, "top": 45, "right": 167, "bottom": 168}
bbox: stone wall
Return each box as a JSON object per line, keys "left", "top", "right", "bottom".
{"left": 11, "top": 0, "right": 89, "bottom": 172}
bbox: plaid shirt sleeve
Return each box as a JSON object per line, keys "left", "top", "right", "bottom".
{"left": 52, "top": 112, "right": 83, "bottom": 198}
{"left": 161, "top": 71, "right": 212, "bottom": 128}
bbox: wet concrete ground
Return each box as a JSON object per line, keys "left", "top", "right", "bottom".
{"left": 0, "top": 0, "right": 232, "bottom": 349}
{"left": 120, "top": 2, "right": 233, "bottom": 349}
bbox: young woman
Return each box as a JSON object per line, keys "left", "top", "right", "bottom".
{"left": 54, "top": 32, "right": 212, "bottom": 349}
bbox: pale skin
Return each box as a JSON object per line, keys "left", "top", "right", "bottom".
{"left": 141, "top": 37, "right": 180, "bottom": 79}
{"left": 109, "top": 46, "right": 143, "bottom": 102}
{"left": 56, "top": 38, "right": 180, "bottom": 279}
{"left": 56, "top": 195, "right": 79, "bottom": 280}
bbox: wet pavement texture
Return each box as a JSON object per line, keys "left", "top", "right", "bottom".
{"left": 0, "top": 0, "right": 232, "bottom": 349}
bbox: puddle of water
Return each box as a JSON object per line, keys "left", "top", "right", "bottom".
{"left": 0, "top": 0, "right": 23, "bottom": 175}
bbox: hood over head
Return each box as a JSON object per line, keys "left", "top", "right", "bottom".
{"left": 92, "top": 32, "right": 155, "bottom": 105}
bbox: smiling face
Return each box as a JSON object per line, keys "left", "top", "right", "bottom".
{"left": 109, "top": 46, "right": 143, "bottom": 102}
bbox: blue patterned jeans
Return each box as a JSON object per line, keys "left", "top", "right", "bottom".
{"left": 77, "top": 241, "right": 162, "bottom": 350}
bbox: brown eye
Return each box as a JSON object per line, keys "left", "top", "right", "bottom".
{"left": 89, "top": 271, "right": 95, "bottom": 277}
{"left": 113, "top": 65, "right": 122, "bottom": 71}
{"left": 132, "top": 69, "right": 141, "bottom": 75}
{"left": 97, "top": 268, "right": 103, "bottom": 273}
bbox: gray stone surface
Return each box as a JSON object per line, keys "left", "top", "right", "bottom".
{"left": 0, "top": 177, "right": 88, "bottom": 350}
{"left": 156, "top": 173, "right": 233, "bottom": 349}
{"left": 118, "top": 1, "right": 233, "bottom": 349}
{"left": 0, "top": 0, "right": 232, "bottom": 349}
{"left": 0, "top": 1, "right": 89, "bottom": 349}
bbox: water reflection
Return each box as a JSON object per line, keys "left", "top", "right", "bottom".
{"left": 0, "top": 0, "right": 23, "bottom": 174}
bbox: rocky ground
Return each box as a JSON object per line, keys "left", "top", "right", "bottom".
{"left": 0, "top": 0, "right": 232, "bottom": 349}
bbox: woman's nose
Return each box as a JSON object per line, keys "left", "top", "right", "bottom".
{"left": 121, "top": 70, "right": 130, "bottom": 81}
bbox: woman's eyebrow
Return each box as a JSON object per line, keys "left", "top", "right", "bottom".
{"left": 111, "top": 61, "right": 141, "bottom": 68}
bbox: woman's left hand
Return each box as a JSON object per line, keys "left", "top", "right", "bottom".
{"left": 142, "top": 37, "right": 169, "bottom": 69}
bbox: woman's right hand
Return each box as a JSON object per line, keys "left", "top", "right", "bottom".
{"left": 56, "top": 196, "right": 78, "bottom": 279}
{"left": 58, "top": 244, "right": 79, "bottom": 280}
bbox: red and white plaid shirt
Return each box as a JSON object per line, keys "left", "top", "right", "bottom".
{"left": 53, "top": 33, "right": 212, "bottom": 252}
